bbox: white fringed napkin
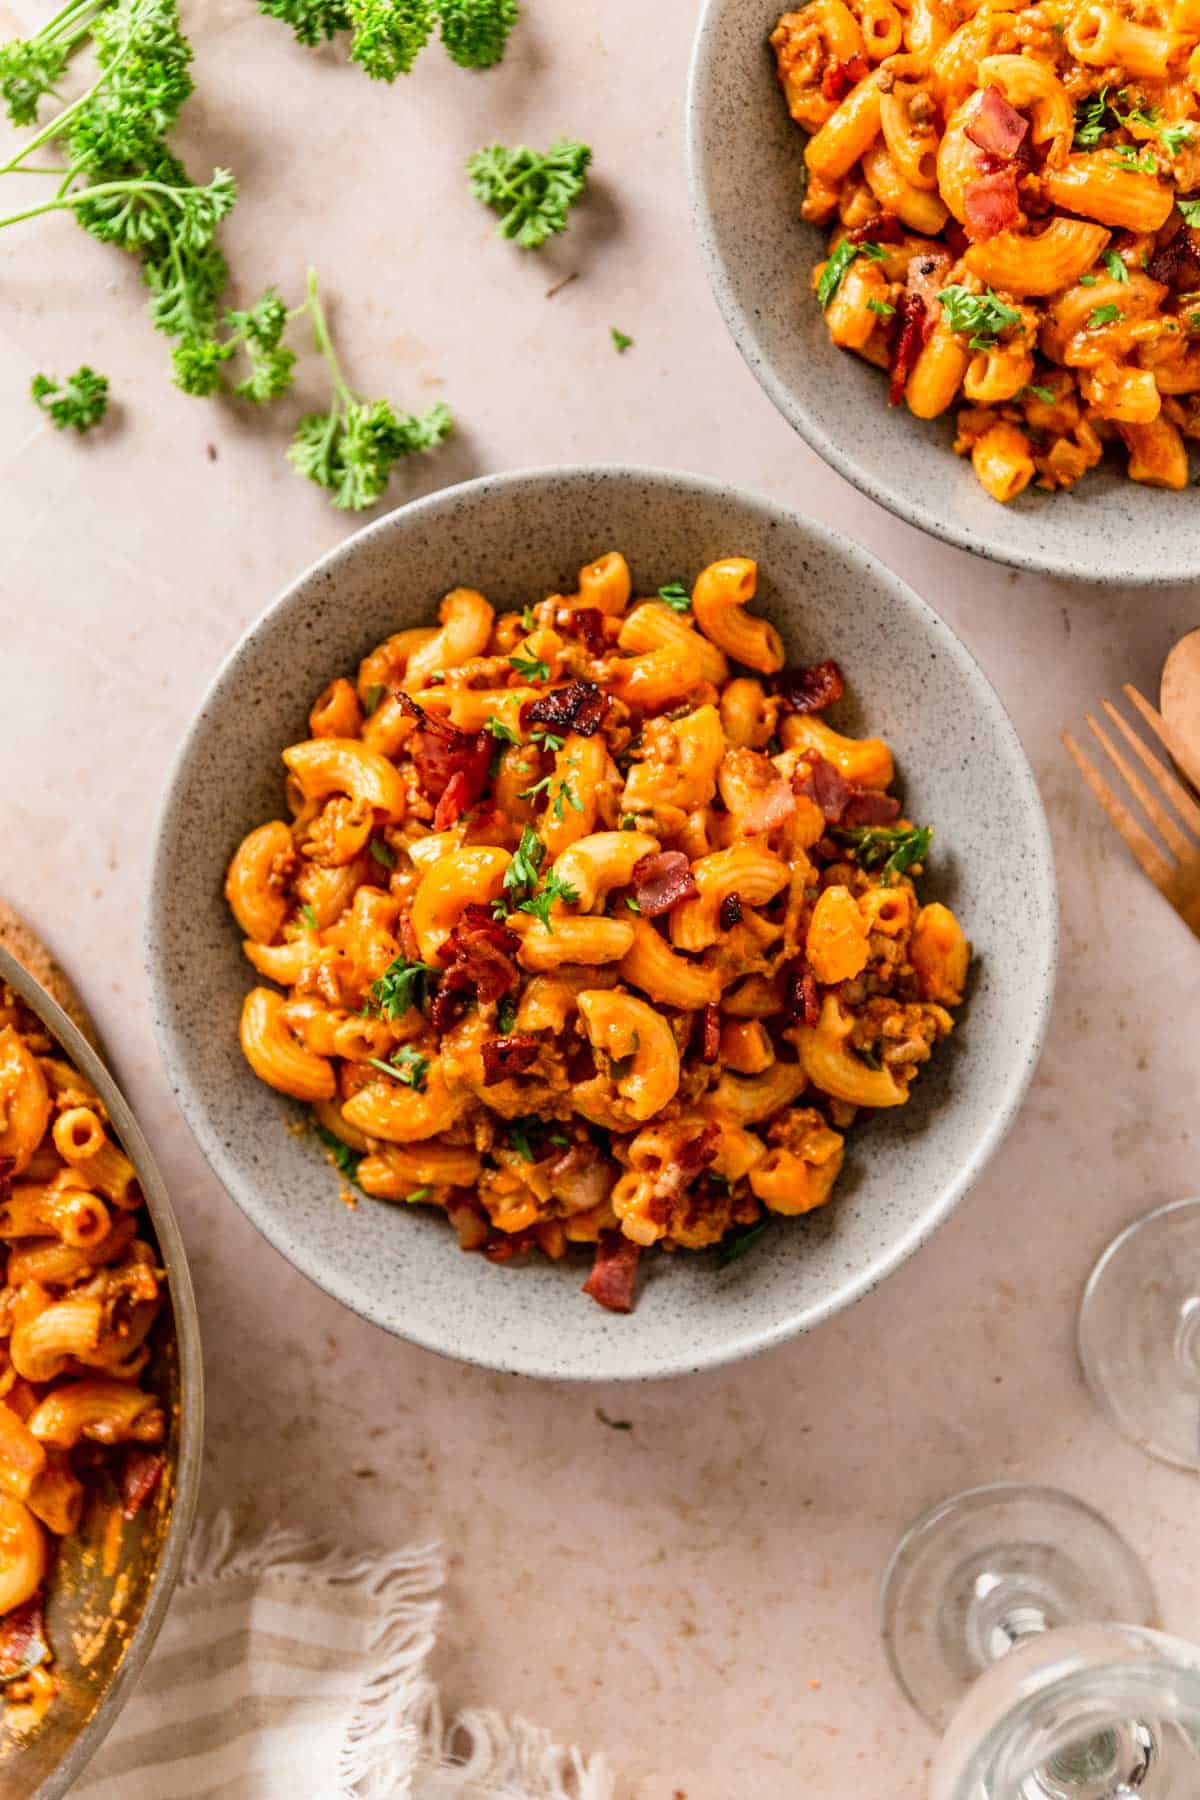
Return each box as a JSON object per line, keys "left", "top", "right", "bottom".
{"left": 73, "top": 1516, "right": 616, "bottom": 1800}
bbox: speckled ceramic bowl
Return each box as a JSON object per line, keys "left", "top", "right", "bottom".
{"left": 687, "top": 0, "right": 1200, "bottom": 584}
{"left": 145, "top": 466, "right": 1056, "bottom": 1381}
{"left": 0, "top": 947, "right": 202, "bottom": 1798}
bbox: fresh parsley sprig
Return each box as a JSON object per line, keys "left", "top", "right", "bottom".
{"left": 817, "top": 238, "right": 886, "bottom": 309}
{"left": 260, "top": 0, "right": 520, "bottom": 76}
{"left": 937, "top": 285, "right": 1022, "bottom": 350}
{"left": 366, "top": 1044, "right": 431, "bottom": 1091}
{"left": 315, "top": 1123, "right": 363, "bottom": 1185}
{"left": 366, "top": 954, "right": 439, "bottom": 1019}
{"left": 509, "top": 650, "right": 550, "bottom": 680}
{"left": 31, "top": 363, "right": 108, "bottom": 431}
{"left": 657, "top": 581, "right": 691, "bottom": 613}
{"left": 467, "top": 140, "right": 592, "bottom": 250}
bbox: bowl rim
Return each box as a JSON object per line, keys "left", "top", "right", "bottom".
{"left": 144, "top": 461, "right": 1058, "bottom": 1381}
{"left": 0, "top": 947, "right": 204, "bottom": 1798}
{"left": 685, "top": 0, "right": 1192, "bottom": 587}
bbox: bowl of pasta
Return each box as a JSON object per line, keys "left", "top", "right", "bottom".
{"left": 146, "top": 465, "right": 1055, "bottom": 1380}
{"left": 0, "top": 942, "right": 201, "bottom": 1795}
{"left": 688, "top": 0, "right": 1200, "bottom": 582}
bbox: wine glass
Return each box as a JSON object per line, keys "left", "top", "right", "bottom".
{"left": 881, "top": 1482, "right": 1200, "bottom": 1798}
{"left": 1078, "top": 1197, "right": 1200, "bottom": 1470}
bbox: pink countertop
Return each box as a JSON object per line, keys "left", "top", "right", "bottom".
{"left": 3, "top": 2, "right": 1199, "bottom": 1792}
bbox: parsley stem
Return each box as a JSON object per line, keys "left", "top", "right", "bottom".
{"left": 0, "top": 175, "right": 213, "bottom": 230}
{"left": 303, "top": 266, "right": 355, "bottom": 410}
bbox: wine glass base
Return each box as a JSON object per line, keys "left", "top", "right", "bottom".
{"left": 881, "top": 1484, "right": 1156, "bottom": 1733}
{"left": 1079, "top": 1198, "right": 1200, "bottom": 1472}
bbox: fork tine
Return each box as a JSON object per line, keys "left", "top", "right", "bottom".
{"left": 1085, "top": 711, "right": 1191, "bottom": 864}
{"left": 1100, "top": 701, "right": 1199, "bottom": 857}
{"left": 1123, "top": 685, "right": 1200, "bottom": 797}
{"left": 1062, "top": 730, "right": 1177, "bottom": 892}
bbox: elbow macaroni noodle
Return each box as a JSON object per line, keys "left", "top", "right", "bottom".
{"left": 226, "top": 555, "right": 969, "bottom": 1311}
{"left": 0, "top": 998, "right": 166, "bottom": 1725}
{"left": 772, "top": 0, "right": 1200, "bottom": 497}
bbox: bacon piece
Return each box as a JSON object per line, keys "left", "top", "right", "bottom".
{"left": 446, "top": 1191, "right": 490, "bottom": 1252}
{"left": 888, "top": 292, "right": 933, "bottom": 405}
{"left": 962, "top": 167, "right": 1020, "bottom": 242}
{"left": 402, "top": 696, "right": 490, "bottom": 820}
{"left": 701, "top": 1004, "right": 721, "bottom": 1062}
{"left": 0, "top": 1159, "right": 12, "bottom": 1206}
{"left": 582, "top": 1231, "right": 641, "bottom": 1314}
{"left": 840, "top": 789, "right": 901, "bottom": 826}
{"left": 777, "top": 659, "right": 845, "bottom": 716}
{"left": 720, "top": 892, "right": 743, "bottom": 930}
{"left": 548, "top": 1143, "right": 615, "bottom": 1217}
{"left": 632, "top": 851, "right": 698, "bottom": 917}
{"left": 794, "top": 753, "right": 850, "bottom": 821}
{"left": 522, "top": 678, "right": 608, "bottom": 738}
{"left": 0, "top": 1594, "right": 48, "bottom": 1681}
{"left": 677, "top": 1122, "right": 721, "bottom": 1176}
{"left": 848, "top": 211, "right": 904, "bottom": 246}
{"left": 572, "top": 607, "right": 608, "bottom": 655}
{"left": 965, "top": 85, "right": 1029, "bottom": 160}
{"left": 482, "top": 1033, "right": 539, "bottom": 1086}
{"left": 121, "top": 1448, "right": 166, "bottom": 1520}
{"left": 432, "top": 905, "right": 520, "bottom": 1034}
{"left": 782, "top": 957, "right": 821, "bottom": 1028}
{"left": 822, "top": 50, "right": 868, "bottom": 104}
{"left": 1148, "top": 228, "right": 1200, "bottom": 290}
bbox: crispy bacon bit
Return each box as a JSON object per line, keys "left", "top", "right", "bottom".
{"left": 522, "top": 678, "right": 608, "bottom": 738}
{"left": 0, "top": 1159, "right": 12, "bottom": 1206}
{"left": 962, "top": 168, "right": 1020, "bottom": 242}
{"left": 822, "top": 50, "right": 868, "bottom": 104}
{"left": 794, "top": 752, "right": 850, "bottom": 821}
{"left": 446, "top": 1191, "right": 490, "bottom": 1252}
{"left": 401, "top": 696, "right": 490, "bottom": 821}
{"left": 1148, "top": 227, "right": 1200, "bottom": 290}
{"left": 840, "top": 789, "right": 901, "bottom": 826}
{"left": 965, "top": 85, "right": 1028, "bottom": 160}
{"left": 572, "top": 607, "right": 608, "bottom": 655}
{"left": 482, "top": 1033, "right": 539, "bottom": 1086}
{"left": 777, "top": 659, "right": 845, "bottom": 716}
{"left": 782, "top": 957, "right": 821, "bottom": 1028}
{"left": 632, "top": 851, "right": 698, "bottom": 917}
{"left": 582, "top": 1231, "right": 641, "bottom": 1313}
{"left": 397, "top": 909, "right": 422, "bottom": 964}
{"left": 677, "top": 1122, "right": 721, "bottom": 1176}
{"left": 848, "top": 211, "right": 903, "bottom": 246}
{"left": 0, "top": 1594, "right": 48, "bottom": 1681}
{"left": 888, "top": 292, "right": 933, "bottom": 405}
{"left": 701, "top": 1004, "right": 721, "bottom": 1062}
{"left": 432, "top": 905, "right": 520, "bottom": 1034}
{"left": 720, "top": 892, "right": 743, "bottom": 930}
{"left": 121, "top": 1448, "right": 165, "bottom": 1521}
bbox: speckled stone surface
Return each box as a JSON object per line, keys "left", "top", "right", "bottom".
{"left": 688, "top": 0, "right": 1200, "bottom": 584}
{"left": 4, "top": 0, "right": 1200, "bottom": 1790}
{"left": 146, "top": 466, "right": 1056, "bottom": 1381}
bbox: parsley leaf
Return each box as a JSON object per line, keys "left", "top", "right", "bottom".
{"left": 509, "top": 650, "right": 550, "bottom": 680}
{"left": 437, "top": 0, "right": 519, "bottom": 68}
{"left": 867, "top": 297, "right": 895, "bottom": 317}
{"left": 367, "top": 955, "right": 438, "bottom": 1019}
{"left": 832, "top": 823, "right": 932, "bottom": 884}
{"left": 30, "top": 365, "right": 109, "bottom": 433}
{"left": 484, "top": 715, "right": 521, "bottom": 746}
{"left": 1180, "top": 197, "right": 1200, "bottom": 225}
{"left": 1160, "top": 121, "right": 1193, "bottom": 155}
{"left": 366, "top": 1044, "right": 430, "bottom": 1091}
{"left": 657, "top": 581, "right": 691, "bottom": 612}
{"left": 551, "top": 776, "right": 582, "bottom": 820}
{"left": 300, "top": 903, "right": 320, "bottom": 931}
{"left": 817, "top": 238, "right": 887, "bottom": 309}
{"left": 261, "top": 0, "right": 519, "bottom": 76}
{"left": 1078, "top": 274, "right": 1098, "bottom": 286}
{"left": 1023, "top": 383, "right": 1056, "bottom": 403}
{"left": 369, "top": 838, "right": 395, "bottom": 869}
{"left": 530, "top": 725, "right": 565, "bottom": 752}
{"left": 502, "top": 825, "right": 545, "bottom": 904}
{"left": 517, "top": 868, "right": 579, "bottom": 930}
{"left": 1074, "top": 88, "right": 1111, "bottom": 149}
{"left": 363, "top": 684, "right": 386, "bottom": 716}
{"left": 1109, "top": 146, "right": 1156, "bottom": 173}
{"left": 315, "top": 1123, "right": 362, "bottom": 1184}
{"left": 1104, "top": 249, "right": 1130, "bottom": 284}
{"left": 611, "top": 327, "right": 633, "bottom": 352}
{"left": 625, "top": 895, "right": 641, "bottom": 912}
{"left": 467, "top": 140, "right": 592, "bottom": 250}
{"left": 518, "top": 774, "right": 552, "bottom": 801}
{"left": 405, "top": 1183, "right": 433, "bottom": 1203}
{"left": 1089, "top": 302, "right": 1123, "bottom": 327}
{"left": 717, "top": 1219, "right": 768, "bottom": 1268}
{"left": 937, "top": 285, "right": 1022, "bottom": 350}
{"left": 507, "top": 1114, "right": 566, "bottom": 1162}
{"left": 496, "top": 996, "right": 517, "bottom": 1034}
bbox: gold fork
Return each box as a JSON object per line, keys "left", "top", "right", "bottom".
{"left": 1062, "top": 685, "right": 1200, "bottom": 939}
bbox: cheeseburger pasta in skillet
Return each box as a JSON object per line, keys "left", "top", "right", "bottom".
{"left": 772, "top": 0, "right": 1200, "bottom": 500}
{"left": 225, "top": 553, "right": 969, "bottom": 1313}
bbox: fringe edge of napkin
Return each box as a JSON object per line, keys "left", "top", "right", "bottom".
{"left": 181, "top": 1514, "right": 616, "bottom": 1800}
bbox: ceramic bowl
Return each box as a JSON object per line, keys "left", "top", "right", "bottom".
{"left": 686, "top": 0, "right": 1200, "bottom": 584}
{"left": 0, "top": 947, "right": 202, "bottom": 1798}
{"left": 145, "top": 466, "right": 1056, "bottom": 1381}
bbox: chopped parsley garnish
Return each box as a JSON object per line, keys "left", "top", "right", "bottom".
{"left": 856, "top": 1045, "right": 883, "bottom": 1071}
{"left": 551, "top": 776, "right": 583, "bottom": 820}
{"left": 1078, "top": 273, "right": 1098, "bottom": 285}
{"left": 467, "top": 140, "right": 592, "bottom": 250}
{"left": 619, "top": 812, "right": 638, "bottom": 829}
{"left": 300, "top": 903, "right": 320, "bottom": 932}
{"left": 517, "top": 868, "right": 580, "bottom": 930}
{"left": 624, "top": 895, "right": 641, "bottom": 912}
{"left": 518, "top": 774, "right": 552, "bottom": 801}
{"left": 1089, "top": 303, "right": 1123, "bottom": 328}
{"left": 717, "top": 1219, "right": 768, "bottom": 1268}
{"left": 484, "top": 715, "right": 521, "bottom": 746}
{"left": 315, "top": 1124, "right": 362, "bottom": 1184}
{"left": 509, "top": 651, "right": 550, "bottom": 681}
{"left": 833, "top": 823, "right": 932, "bottom": 884}
{"left": 405, "top": 1184, "right": 433, "bottom": 1203}
{"left": 366, "top": 1044, "right": 430, "bottom": 1091}
{"left": 363, "top": 683, "right": 386, "bottom": 716}
{"left": 530, "top": 725, "right": 565, "bottom": 752}
{"left": 1104, "top": 249, "right": 1130, "bottom": 284}
{"left": 657, "top": 581, "right": 691, "bottom": 612}
{"left": 508, "top": 1115, "right": 566, "bottom": 1161}
{"left": 817, "top": 238, "right": 887, "bottom": 309}
{"left": 367, "top": 955, "right": 438, "bottom": 1019}
{"left": 937, "top": 285, "right": 1022, "bottom": 350}
{"left": 1023, "top": 384, "right": 1056, "bottom": 403}
{"left": 1110, "top": 146, "right": 1156, "bottom": 173}
{"left": 611, "top": 327, "right": 633, "bottom": 352}
{"left": 369, "top": 839, "right": 396, "bottom": 869}
{"left": 31, "top": 365, "right": 109, "bottom": 434}
{"left": 1180, "top": 197, "right": 1200, "bottom": 225}
{"left": 500, "top": 825, "right": 545, "bottom": 906}
{"left": 1074, "top": 89, "right": 1111, "bottom": 149}
{"left": 496, "top": 996, "right": 518, "bottom": 1034}
{"left": 521, "top": 604, "right": 536, "bottom": 631}
{"left": 1160, "top": 122, "right": 1193, "bottom": 155}
{"left": 867, "top": 297, "right": 895, "bottom": 317}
